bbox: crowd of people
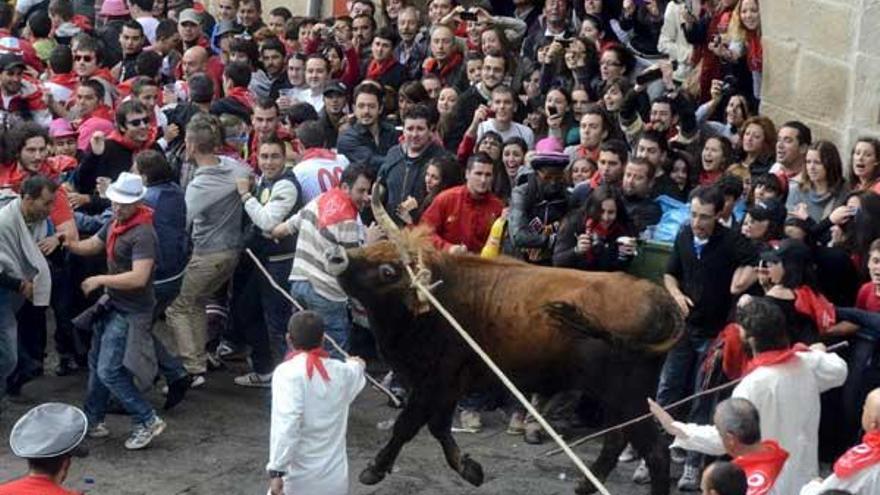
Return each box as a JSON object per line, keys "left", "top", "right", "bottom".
{"left": 0, "top": 0, "right": 878, "bottom": 492}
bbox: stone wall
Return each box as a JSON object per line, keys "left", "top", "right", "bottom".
{"left": 762, "top": 0, "right": 880, "bottom": 153}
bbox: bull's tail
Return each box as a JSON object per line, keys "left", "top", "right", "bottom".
{"left": 641, "top": 287, "right": 685, "bottom": 354}
{"left": 543, "top": 302, "right": 616, "bottom": 345}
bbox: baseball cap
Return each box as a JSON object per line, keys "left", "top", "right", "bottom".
{"left": 0, "top": 53, "right": 25, "bottom": 72}
{"left": 178, "top": 8, "right": 201, "bottom": 25}
{"left": 323, "top": 80, "right": 347, "bottom": 96}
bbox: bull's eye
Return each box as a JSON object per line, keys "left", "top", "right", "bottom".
{"left": 378, "top": 264, "right": 398, "bottom": 281}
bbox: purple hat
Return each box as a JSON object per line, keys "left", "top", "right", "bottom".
{"left": 76, "top": 117, "right": 114, "bottom": 152}
{"left": 535, "top": 136, "right": 563, "bottom": 153}
{"left": 49, "top": 119, "right": 78, "bottom": 139}
{"left": 99, "top": 0, "right": 130, "bottom": 17}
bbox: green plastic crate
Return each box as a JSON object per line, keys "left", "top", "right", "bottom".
{"left": 627, "top": 240, "right": 673, "bottom": 283}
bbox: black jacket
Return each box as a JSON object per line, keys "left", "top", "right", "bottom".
{"left": 337, "top": 121, "right": 401, "bottom": 172}
{"left": 623, "top": 194, "right": 662, "bottom": 234}
{"left": 443, "top": 84, "right": 490, "bottom": 152}
{"left": 378, "top": 142, "right": 450, "bottom": 225}
{"left": 75, "top": 139, "right": 162, "bottom": 214}
{"left": 553, "top": 207, "right": 635, "bottom": 272}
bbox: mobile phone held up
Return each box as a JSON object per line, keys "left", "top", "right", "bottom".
{"left": 460, "top": 11, "right": 478, "bottom": 21}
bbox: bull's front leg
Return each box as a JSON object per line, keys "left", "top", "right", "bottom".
{"left": 359, "top": 387, "right": 433, "bottom": 485}
{"left": 427, "top": 397, "right": 484, "bottom": 486}
{"left": 574, "top": 429, "right": 626, "bottom": 495}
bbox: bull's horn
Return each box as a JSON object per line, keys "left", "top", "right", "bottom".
{"left": 370, "top": 182, "right": 412, "bottom": 264}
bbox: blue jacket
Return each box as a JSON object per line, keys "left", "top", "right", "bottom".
{"left": 143, "top": 181, "right": 189, "bottom": 282}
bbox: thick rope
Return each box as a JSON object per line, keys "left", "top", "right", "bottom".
{"left": 402, "top": 264, "right": 612, "bottom": 495}
{"left": 244, "top": 248, "right": 402, "bottom": 407}
{"left": 541, "top": 340, "right": 850, "bottom": 457}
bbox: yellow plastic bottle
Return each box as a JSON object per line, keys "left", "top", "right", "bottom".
{"left": 481, "top": 216, "right": 507, "bottom": 259}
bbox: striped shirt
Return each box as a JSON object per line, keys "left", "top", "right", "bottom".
{"left": 286, "top": 187, "right": 362, "bottom": 301}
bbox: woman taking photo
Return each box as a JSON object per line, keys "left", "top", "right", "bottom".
{"left": 786, "top": 140, "right": 849, "bottom": 223}
{"left": 553, "top": 185, "right": 637, "bottom": 272}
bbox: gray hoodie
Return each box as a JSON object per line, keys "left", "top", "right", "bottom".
{"left": 185, "top": 156, "right": 251, "bottom": 255}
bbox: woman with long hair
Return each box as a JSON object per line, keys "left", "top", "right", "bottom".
{"left": 501, "top": 137, "right": 529, "bottom": 192}
{"left": 654, "top": 148, "right": 696, "bottom": 202}
{"left": 436, "top": 86, "right": 459, "bottom": 142}
{"left": 396, "top": 155, "right": 463, "bottom": 225}
{"left": 848, "top": 137, "right": 880, "bottom": 194}
{"left": 725, "top": 0, "right": 762, "bottom": 100}
{"left": 700, "top": 135, "right": 734, "bottom": 185}
{"left": 553, "top": 185, "right": 637, "bottom": 271}
{"left": 541, "top": 87, "right": 578, "bottom": 142}
{"left": 734, "top": 115, "right": 776, "bottom": 176}
{"left": 786, "top": 140, "right": 849, "bottom": 223}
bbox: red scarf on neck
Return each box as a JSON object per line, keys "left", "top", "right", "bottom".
{"left": 834, "top": 430, "right": 880, "bottom": 478}
{"left": 227, "top": 86, "right": 254, "bottom": 108}
{"left": 108, "top": 128, "right": 157, "bottom": 152}
{"left": 107, "top": 205, "right": 153, "bottom": 262}
{"left": 366, "top": 57, "right": 397, "bottom": 81}
{"left": 746, "top": 31, "right": 763, "bottom": 73}
{"left": 734, "top": 440, "right": 789, "bottom": 495}
{"left": 288, "top": 348, "right": 331, "bottom": 382}
{"left": 49, "top": 72, "right": 79, "bottom": 90}
{"left": 744, "top": 343, "right": 808, "bottom": 375}
{"left": 423, "top": 51, "right": 463, "bottom": 82}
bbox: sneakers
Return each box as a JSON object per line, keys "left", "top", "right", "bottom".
{"left": 670, "top": 447, "right": 686, "bottom": 464}
{"left": 164, "top": 375, "right": 193, "bottom": 410}
{"left": 234, "top": 371, "right": 272, "bottom": 388}
{"left": 632, "top": 459, "right": 650, "bottom": 485}
{"left": 87, "top": 422, "right": 110, "bottom": 439}
{"left": 506, "top": 411, "right": 526, "bottom": 435}
{"left": 459, "top": 409, "right": 482, "bottom": 432}
{"left": 677, "top": 464, "right": 701, "bottom": 492}
{"left": 124, "top": 416, "right": 166, "bottom": 450}
{"left": 619, "top": 443, "right": 639, "bottom": 463}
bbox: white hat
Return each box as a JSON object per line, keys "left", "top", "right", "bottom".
{"left": 106, "top": 172, "right": 146, "bottom": 204}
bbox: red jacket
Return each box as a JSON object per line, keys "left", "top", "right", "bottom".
{"left": 419, "top": 185, "right": 503, "bottom": 253}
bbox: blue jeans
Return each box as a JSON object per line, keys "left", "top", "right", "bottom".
{"left": 0, "top": 288, "right": 18, "bottom": 399}
{"left": 84, "top": 310, "right": 156, "bottom": 426}
{"left": 290, "top": 280, "right": 350, "bottom": 359}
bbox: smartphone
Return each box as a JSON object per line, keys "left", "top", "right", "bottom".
{"left": 635, "top": 68, "right": 663, "bottom": 85}
{"left": 547, "top": 105, "right": 558, "bottom": 117}
{"left": 486, "top": 108, "right": 496, "bottom": 118}
{"left": 460, "top": 11, "right": 478, "bottom": 21}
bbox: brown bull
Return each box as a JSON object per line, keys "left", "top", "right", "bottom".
{"left": 324, "top": 190, "right": 684, "bottom": 494}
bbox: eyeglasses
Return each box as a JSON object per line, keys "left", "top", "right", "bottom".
{"left": 125, "top": 117, "right": 150, "bottom": 128}
{"left": 74, "top": 55, "right": 95, "bottom": 62}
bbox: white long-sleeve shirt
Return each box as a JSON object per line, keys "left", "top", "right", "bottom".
{"left": 267, "top": 354, "right": 366, "bottom": 495}
{"left": 800, "top": 463, "right": 880, "bottom": 495}
{"left": 672, "top": 350, "right": 848, "bottom": 495}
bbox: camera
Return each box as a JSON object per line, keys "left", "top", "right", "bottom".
{"left": 720, "top": 75, "right": 738, "bottom": 98}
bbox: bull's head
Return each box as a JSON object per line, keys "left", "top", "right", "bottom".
{"left": 325, "top": 183, "right": 436, "bottom": 315}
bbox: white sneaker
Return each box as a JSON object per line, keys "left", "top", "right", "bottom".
{"left": 619, "top": 443, "right": 638, "bottom": 463}
{"left": 87, "top": 422, "right": 110, "bottom": 438}
{"left": 124, "top": 416, "right": 166, "bottom": 450}
{"left": 632, "top": 459, "right": 650, "bottom": 485}
{"left": 677, "top": 464, "right": 701, "bottom": 491}
{"left": 234, "top": 372, "right": 272, "bottom": 388}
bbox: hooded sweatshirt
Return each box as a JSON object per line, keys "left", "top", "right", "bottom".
{"left": 185, "top": 155, "right": 251, "bottom": 254}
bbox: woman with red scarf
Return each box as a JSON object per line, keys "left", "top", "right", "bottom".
{"left": 553, "top": 185, "right": 637, "bottom": 271}
{"left": 683, "top": 0, "right": 738, "bottom": 102}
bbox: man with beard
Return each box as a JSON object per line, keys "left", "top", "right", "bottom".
{"left": 0, "top": 53, "right": 51, "bottom": 127}
{"left": 113, "top": 21, "right": 146, "bottom": 83}
{"left": 394, "top": 7, "right": 428, "bottom": 82}
{"left": 337, "top": 83, "right": 400, "bottom": 172}
{"left": 444, "top": 50, "right": 506, "bottom": 151}
{"left": 250, "top": 37, "right": 287, "bottom": 100}
{"left": 351, "top": 14, "right": 376, "bottom": 63}
{"left": 316, "top": 80, "right": 348, "bottom": 149}
{"left": 621, "top": 157, "right": 661, "bottom": 234}
{"left": 508, "top": 152, "right": 571, "bottom": 266}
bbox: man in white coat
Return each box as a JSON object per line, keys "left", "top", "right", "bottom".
{"left": 650, "top": 296, "right": 847, "bottom": 495}
{"left": 800, "top": 388, "right": 880, "bottom": 494}
{"left": 267, "top": 310, "right": 366, "bottom": 495}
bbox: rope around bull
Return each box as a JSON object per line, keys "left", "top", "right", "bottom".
{"left": 541, "top": 340, "right": 850, "bottom": 458}
{"left": 400, "top": 263, "right": 613, "bottom": 495}
{"left": 244, "top": 248, "right": 402, "bottom": 407}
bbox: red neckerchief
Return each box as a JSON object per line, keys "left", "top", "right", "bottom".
{"left": 576, "top": 145, "right": 599, "bottom": 162}
{"left": 834, "top": 430, "right": 880, "bottom": 478}
{"left": 301, "top": 148, "right": 337, "bottom": 161}
{"left": 317, "top": 187, "right": 358, "bottom": 229}
{"left": 289, "top": 348, "right": 331, "bottom": 382}
{"left": 108, "top": 128, "right": 157, "bottom": 152}
{"left": 589, "top": 172, "right": 603, "bottom": 189}
{"left": 746, "top": 31, "right": 763, "bottom": 73}
{"left": 107, "top": 205, "right": 153, "bottom": 262}
{"left": 47, "top": 155, "right": 77, "bottom": 174}
{"left": 423, "top": 51, "right": 463, "bottom": 81}
{"left": 734, "top": 440, "right": 789, "bottom": 495}
{"left": 48, "top": 72, "right": 79, "bottom": 90}
{"left": 794, "top": 285, "right": 836, "bottom": 333}
{"left": 744, "top": 343, "right": 809, "bottom": 375}
{"left": 226, "top": 86, "right": 254, "bottom": 108}
{"left": 71, "top": 14, "right": 93, "bottom": 32}
{"left": 366, "top": 57, "right": 397, "bottom": 80}
{"left": 699, "top": 169, "right": 722, "bottom": 186}
{"left": 86, "top": 68, "right": 115, "bottom": 85}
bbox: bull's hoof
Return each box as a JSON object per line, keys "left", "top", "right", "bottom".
{"left": 459, "top": 454, "right": 484, "bottom": 486}
{"left": 359, "top": 464, "right": 387, "bottom": 485}
{"left": 575, "top": 479, "right": 598, "bottom": 495}
{"left": 524, "top": 428, "right": 544, "bottom": 445}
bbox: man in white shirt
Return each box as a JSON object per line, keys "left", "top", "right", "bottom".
{"left": 127, "top": 0, "right": 160, "bottom": 45}
{"left": 293, "top": 121, "right": 350, "bottom": 204}
{"left": 267, "top": 310, "right": 366, "bottom": 495}
{"left": 292, "top": 54, "right": 329, "bottom": 113}
{"left": 800, "top": 388, "right": 880, "bottom": 495}
{"left": 477, "top": 85, "right": 535, "bottom": 149}
{"left": 652, "top": 296, "right": 847, "bottom": 495}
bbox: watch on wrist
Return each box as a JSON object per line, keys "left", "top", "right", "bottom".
{"left": 268, "top": 470, "right": 285, "bottom": 479}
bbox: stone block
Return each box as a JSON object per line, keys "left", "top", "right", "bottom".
{"left": 858, "top": 1, "right": 880, "bottom": 68}
{"left": 763, "top": 0, "right": 854, "bottom": 59}
{"left": 851, "top": 53, "right": 880, "bottom": 130}
{"left": 761, "top": 37, "right": 799, "bottom": 110}
{"left": 792, "top": 51, "right": 851, "bottom": 125}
